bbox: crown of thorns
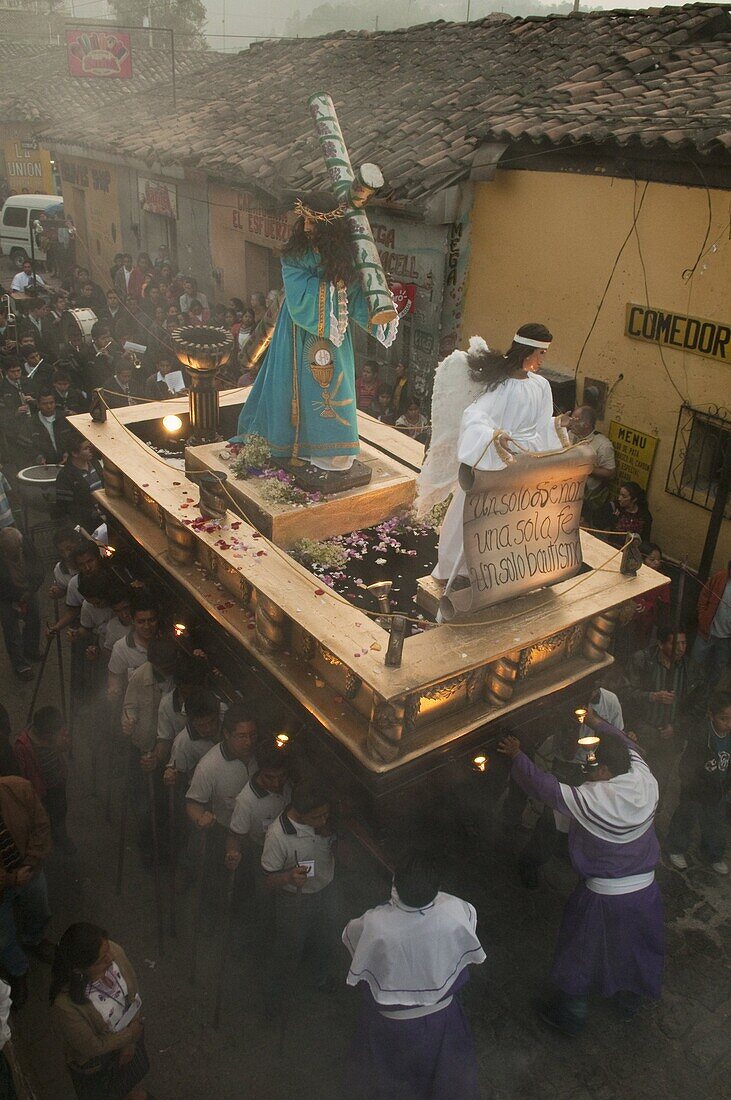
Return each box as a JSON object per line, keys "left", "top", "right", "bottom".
{"left": 293, "top": 198, "right": 348, "bottom": 223}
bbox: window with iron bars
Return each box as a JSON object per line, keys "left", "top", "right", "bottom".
{"left": 666, "top": 404, "right": 731, "bottom": 518}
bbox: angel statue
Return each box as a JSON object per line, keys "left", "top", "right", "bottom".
{"left": 415, "top": 323, "right": 573, "bottom": 587}
{"left": 233, "top": 192, "right": 398, "bottom": 473}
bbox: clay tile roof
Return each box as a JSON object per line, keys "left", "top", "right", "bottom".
{"left": 0, "top": 39, "right": 219, "bottom": 124}
{"left": 33, "top": 4, "right": 731, "bottom": 205}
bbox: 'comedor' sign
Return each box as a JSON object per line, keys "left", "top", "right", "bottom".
{"left": 625, "top": 303, "right": 730, "bottom": 364}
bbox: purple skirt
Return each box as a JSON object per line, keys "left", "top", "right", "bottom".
{"left": 551, "top": 881, "right": 664, "bottom": 999}
{"left": 344, "top": 975, "right": 480, "bottom": 1100}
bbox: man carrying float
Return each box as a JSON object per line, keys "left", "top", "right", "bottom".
{"left": 499, "top": 722, "right": 664, "bottom": 1035}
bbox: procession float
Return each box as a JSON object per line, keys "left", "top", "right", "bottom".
{"left": 68, "top": 95, "right": 666, "bottom": 828}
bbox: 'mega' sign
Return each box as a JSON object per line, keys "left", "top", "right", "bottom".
{"left": 625, "top": 303, "right": 730, "bottom": 365}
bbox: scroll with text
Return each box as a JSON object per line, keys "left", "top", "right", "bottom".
{"left": 440, "top": 445, "right": 595, "bottom": 621}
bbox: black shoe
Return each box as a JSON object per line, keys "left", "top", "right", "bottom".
{"left": 518, "top": 859, "right": 541, "bottom": 889}
{"left": 9, "top": 973, "right": 28, "bottom": 1010}
{"left": 537, "top": 1000, "right": 585, "bottom": 1036}
{"left": 14, "top": 666, "right": 32, "bottom": 681}
{"left": 612, "top": 992, "right": 641, "bottom": 1020}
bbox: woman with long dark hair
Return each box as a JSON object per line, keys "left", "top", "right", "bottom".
{"left": 418, "top": 324, "right": 572, "bottom": 582}
{"left": 233, "top": 192, "right": 397, "bottom": 472}
{"left": 50, "top": 923, "right": 151, "bottom": 1100}
{"left": 606, "top": 480, "right": 653, "bottom": 543}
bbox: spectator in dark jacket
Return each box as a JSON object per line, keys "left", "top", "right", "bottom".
{"left": 0, "top": 704, "right": 21, "bottom": 778}
{"left": 0, "top": 775, "right": 53, "bottom": 1008}
{"left": 14, "top": 706, "right": 70, "bottom": 850}
{"left": 692, "top": 561, "right": 731, "bottom": 687}
{"left": 17, "top": 300, "right": 59, "bottom": 361}
{"left": 51, "top": 369, "right": 88, "bottom": 416}
{"left": 18, "top": 389, "right": 68, "bottom": 466}
{"left": 667, "top": 690, "right": 731, "bottom": 876}
{"left": 622, "top": 627, "right": 702, "bottom": 790}
{"left": 55, "top": 433, "right": 103, "bottom": 533}
{"left": 0, "top": 526, "right": 43, "bottom": 679}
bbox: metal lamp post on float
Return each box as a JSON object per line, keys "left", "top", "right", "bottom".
{"left": 575, "top": 707, "right": 600, "bottom": 768}
{"left": 171, "top": 325, "right": 234, "bottom": 445}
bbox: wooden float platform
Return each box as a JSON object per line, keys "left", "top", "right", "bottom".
{"left": 70, "top": 390, "right": 667, "bottom": 778}
{"left": 185, "top": 440, "right": 416, "bottom": 548}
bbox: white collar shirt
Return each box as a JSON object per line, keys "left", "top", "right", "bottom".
{"left": 229, "top": 777, "right": 292, "bottom": 848}
{"left": 261, "top": 812, "right": 335, "bottom": 894}
{"left": 185, "top": 744, "right": 257, "bottom": 827}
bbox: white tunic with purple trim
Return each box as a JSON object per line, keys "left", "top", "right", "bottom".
{"left": 512, "top": 722, "right": 664, "bottom": 998}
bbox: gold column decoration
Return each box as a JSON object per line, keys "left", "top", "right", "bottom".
{"left": 255, "top": 592, "right": 288, "bottom": 652}
{"left": 197, "top": 471, "right": 228, "bottom": 521}
{"left": 366, "top": 696, "right": 406, "bottom": 763}
{"left": 102, "top": 459, "right": 124, "bottom": 498}
{"left": 343, "top": 669, "right": 362, "bottom": 700}
{"left": 483, "top": 650, "right": 522, "bottom": 707}
{"left": 583, "top": 608, "right": 619, "bottom": 661}
{"left": 164, "top": 514, "right": 196, "bottom": 566}
{"left": 171, "top": 325, "right": 233, "bottom": 444}
{"left": 239, "top": 576, "right": 252, "bottom": 606}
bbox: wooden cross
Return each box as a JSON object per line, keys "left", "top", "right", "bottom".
{"left": 308, "top": 93, "right": 397, "bottom": 325}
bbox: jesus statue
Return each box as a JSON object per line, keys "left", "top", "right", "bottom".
{"left": 233, "top": 192, "right": 398, "bottom": 472}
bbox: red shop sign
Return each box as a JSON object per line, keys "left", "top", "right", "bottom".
{"left": 390, "top": 281, "right": 416, "bottom": 316}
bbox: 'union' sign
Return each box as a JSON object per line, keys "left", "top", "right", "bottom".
{"left": 625, "top": 303, "right": 730, "bottom": 364}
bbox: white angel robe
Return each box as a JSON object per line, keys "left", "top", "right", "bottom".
{"left": 434, "top": 370, "right": 567, "bottom": 581}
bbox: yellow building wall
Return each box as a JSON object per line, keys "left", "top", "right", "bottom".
{"left": 209, "top": 184, "right": 289, "bottom": 302}
{"left": 58, "top": 155, "right": 122, "bottom": 281}
{"left": 0, "top": 124, "right": 55, "bottom": 194}
{"left": 461, "top": 170, "right": 731, "bottom": 573}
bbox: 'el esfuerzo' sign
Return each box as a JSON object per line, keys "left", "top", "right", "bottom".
{"left": 625, "top": 304, "right": 730, "bottom": 365}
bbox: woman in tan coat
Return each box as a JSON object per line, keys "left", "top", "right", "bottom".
{"left": 50, "top": 923, "right": 152, "bottom": 1100}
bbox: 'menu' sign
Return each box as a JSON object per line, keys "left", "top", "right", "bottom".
{"left": 626, "top": 304, "right": 730, "bottom": 364}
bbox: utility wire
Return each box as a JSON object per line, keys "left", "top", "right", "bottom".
{"left": 573, "top": 179, "right": 649, "bottom": 382}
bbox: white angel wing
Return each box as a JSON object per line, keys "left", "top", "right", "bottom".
{"left": 414, "top": 336, "right": 486, "bottom": 518}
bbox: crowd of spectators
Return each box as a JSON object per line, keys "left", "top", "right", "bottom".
{"left": 0, "top": 247, "right": 727, "bottom": 1096}
{"left": 0, "top": 516, "right": 725, "bottom": 1094}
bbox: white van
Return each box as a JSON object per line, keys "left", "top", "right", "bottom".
{"left": 0, "top": 194, "right": 62, "bottom": 266}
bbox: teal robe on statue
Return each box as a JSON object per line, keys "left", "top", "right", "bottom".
{"left": 234, "top": 249, "right": 397, "bottom": 467}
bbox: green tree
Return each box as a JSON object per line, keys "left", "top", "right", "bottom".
{"left": 109, "top": 0, "right": 207, "bottom": 48}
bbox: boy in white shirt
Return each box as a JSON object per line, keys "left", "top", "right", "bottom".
{"left": 72, "top": 574, "right": 113, "bottom": 659}
{"left": 102, "top": 589, "right": 133, "bottom": 656}
{"left": 163, "top": 689, "right": 223, "bottom": 786}
{"left": 48, "top": 528, "right": 82, "bottom": 599}
{"left": 262, "top": 780, "right": 337, "bottom": 1010}
{"left": 107, "top": 592, "right": 159, "bottom": 699}
{"left": 154, "top": 657, "right": 209, "bottom": 767}
{"left": 226, "top": 739, "right": 292, "bottom": 864}
{"left": 185, "top": 704, "right": 258, "bottom": 831}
